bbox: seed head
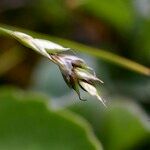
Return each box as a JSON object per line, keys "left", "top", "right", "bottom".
{"left": 51, "top": 53, "right": 107, "bottom": 107}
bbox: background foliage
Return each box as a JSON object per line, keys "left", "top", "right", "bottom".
{"left": 0, "top": 0, "right": 150, "bottom": 150}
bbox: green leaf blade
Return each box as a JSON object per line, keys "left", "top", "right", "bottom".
{"left": 0, "top": 87, "right": 102, "bottom": 150}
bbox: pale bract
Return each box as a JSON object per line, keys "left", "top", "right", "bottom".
{"left": 79, "top": 82, "right": 107, "bottom": 107}
{"left": 12, "top": 31, "right": 69, "bottom": 59}
{"left": 75, "top": 68, "right": 104, "bottom": 83}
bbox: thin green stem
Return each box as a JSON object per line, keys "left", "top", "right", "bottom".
{"left": 51, "top": 38, "right": 150, "bottom": 76}
{"left": 0, "top": 25, "right": 150, "bottom": 76}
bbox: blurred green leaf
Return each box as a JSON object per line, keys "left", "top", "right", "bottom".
{"left": 67, "top": 100, "right": 150, "bottom": 150}
{"left": 35, "top": 0, "right": 70, "bottom": 24}
{"left": 0, "top": 47, "right": 25, "bottom": 76}
{"left": 0, "top": 25, "right": 150, "bottom": 76}
{"left": 133, "top": 20, "right": 150, "bottom": 63}
{"left": 0, "top": 87, "right": 102, "bottom": 150}
{"left": 80, "top": 0, "right": 135, "bottom": 32}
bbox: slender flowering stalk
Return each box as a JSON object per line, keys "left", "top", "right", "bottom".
{"left": 0, "top": 27, "right": 107, "bottom": 107}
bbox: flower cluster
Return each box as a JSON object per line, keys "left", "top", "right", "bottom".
{"left": 51, "top": 53, "right": 106, "bottom": 107}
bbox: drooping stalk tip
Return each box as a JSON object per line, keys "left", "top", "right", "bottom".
{"left": 0, "top": 27, "right": 107, "bottom": 107}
